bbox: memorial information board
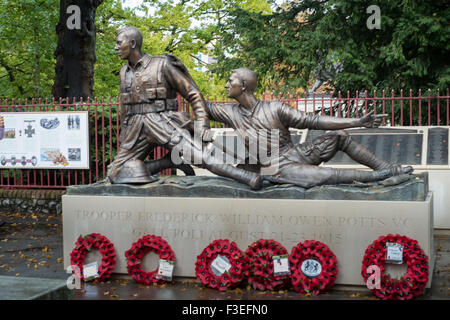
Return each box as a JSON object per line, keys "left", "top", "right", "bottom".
{"left": 0, "top": 112, "right": 89, "bottom": 169}
{"left": 427, "top": 127, "right": 449, "bottom": 165}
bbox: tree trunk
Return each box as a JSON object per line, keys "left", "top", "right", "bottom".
{"left": 53, "top": 0, "right": 103, "bottom": 100}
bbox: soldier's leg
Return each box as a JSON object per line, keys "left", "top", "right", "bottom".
{"left": 332, "top": 130, "right": 413, "bottom": 175}
{"left": 278, "top": 163, "right": 392, "bottom": 188}
{"left": 306, "top": 131, "right": 412, "bottom": 176}
{"left": 108, "top": 137, "right": 155, "bottom": 184}
{"left": 169, "top": 138, "right": 263, "bottom": 190}
{"left": 203, "top": 159, "right": 263, "bottom": 190}
{"left": 144, "top": 150, "right": 195, "bottom": 176}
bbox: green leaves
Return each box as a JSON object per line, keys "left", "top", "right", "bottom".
{"left": 213, "top": 0, "right": 450, "bottom": 94}
{"left": 0, "top": 0, "right": 58, "bottom": 99}
{"left": 1, "top": 0, "right": 447, "bottom": 101}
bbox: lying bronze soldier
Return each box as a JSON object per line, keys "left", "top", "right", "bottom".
{"left": 206, "top": 68, "right": 412, "bottom": 188}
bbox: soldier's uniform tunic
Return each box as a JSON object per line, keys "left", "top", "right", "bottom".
{"left": 109, "top": 53, "right": 209, "bottom": 180}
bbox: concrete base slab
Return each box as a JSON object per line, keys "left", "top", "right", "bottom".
{"left": 0, "top": 276, "right": 73, "bottom": 300}
{"left": 63, "top": 192, "right": 434, "bottom": 288}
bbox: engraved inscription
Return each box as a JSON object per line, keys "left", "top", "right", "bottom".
{"left": 131, "top": 227, "right": 344, "bottom": 247}
{"left": 74, "top": 208, "right": 413, "bottom": 251}
{"left": 75, "top": 209, "right": 410, "bottom": 230}
{"left": 76, "top": 209, "right": 132, "bottom": 221}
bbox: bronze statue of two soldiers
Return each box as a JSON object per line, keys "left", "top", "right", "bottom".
{"left": 108, "top": 27, "right": 413, "bottom": 190}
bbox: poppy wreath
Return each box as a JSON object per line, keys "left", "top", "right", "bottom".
{"left": 195, "top": 239, "right": 248, "bottom": 291}
{"left": 125, "top": 235, "right": 176, "bottom": 285}
{"left": 245, "top": 239, "right": 290, "bottom": 290}
{"left": 69, "top": 233, "right": 116, "bottom": 282}
{"left": 289, "top": 240, "right": 338, "bottom": 295}
{"left": 361, "top": 234, "right": 429, "bottom": 300}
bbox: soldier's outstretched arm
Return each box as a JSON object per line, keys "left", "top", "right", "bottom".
{"left": 315, "top": 110, "right": 386, "bottom": 130}
{"left": 279, "top": 102, "right": 385, "bottom": 130}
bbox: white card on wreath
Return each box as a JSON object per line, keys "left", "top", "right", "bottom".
{"left": 83, "top": 262, "right": 99, "bottom": 281}
{"left": 273, "top": 255, "right": 290, "bottom": 276}
{"left": 386, "top": 242, "right": 404, "bottom": 264}
{"left": 210, "top": 255, "right": 232, "bottom": 275}
{"left": 156, "top": 259, "right": 175, "bottom": 281}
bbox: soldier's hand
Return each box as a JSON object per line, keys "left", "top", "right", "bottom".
{"left": 359, "top": 111, "right": 387, "bottom": 128}
{"left": 201, "top": 129, "right": 215, "bottom": 142}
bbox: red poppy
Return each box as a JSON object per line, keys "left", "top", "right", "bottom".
{"left": 195, "top": 239, "right": 247, "bottom": 291}
{"left": 361, "top": 234, "right": 429, "bottom": 300}
{"left": 244, "top": 239, "right": 290, "bottom": 291}
{"left": 289, "top": 240, "right": 338, "bottom": 295}
{"left": 125, "top": 234, "right": 176, "bottom": 285}
{"left": 69, "top": 233, "right": 116, "bottom": 282}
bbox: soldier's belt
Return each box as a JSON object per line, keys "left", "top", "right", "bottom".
{"left": 125, "top": 100, "right": 178, "bottom": 115}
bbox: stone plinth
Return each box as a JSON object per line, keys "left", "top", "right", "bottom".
{"left": 63, "top": 173, "right": 433, "bottom": 287}
{"left": 67, "top": 173, "right": 428, "bottom": 201}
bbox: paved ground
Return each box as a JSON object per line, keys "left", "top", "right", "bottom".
{"left": 0, "top": 210, "right": 449, "bottom": 300}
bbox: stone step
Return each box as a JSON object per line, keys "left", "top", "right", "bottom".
{"left": 0, "top": 275, "right": 73, "bottom": 300}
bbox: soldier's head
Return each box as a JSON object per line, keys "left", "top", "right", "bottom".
{"left": 115, "top": 26, "right": 143, "bottom": 60}
{"left": 225, "top": 68, "right": 257, "bottom": 99}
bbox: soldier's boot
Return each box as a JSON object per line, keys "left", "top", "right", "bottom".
{"left": 144, "top": 154, "right": 195, "bottom": 176}
{"left": 330, "top": 168, "right": 392, "bottom": 184}
{"left": 204, "top": 162, "right": 263, "bottom": 190}
{"left": 341, "top": 139, "right": 413, "bottom": 176}
{"left": 110, "top": 159, "right": 158, "bottom": 184}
